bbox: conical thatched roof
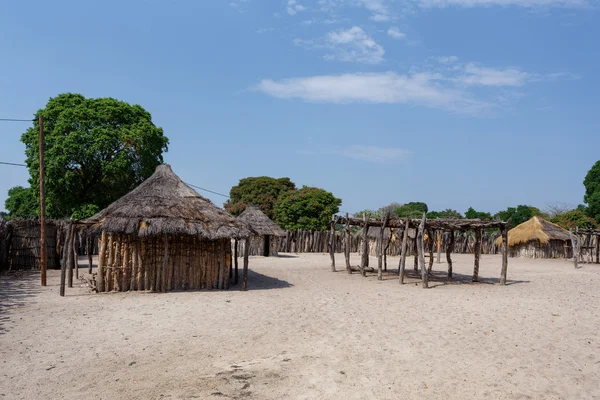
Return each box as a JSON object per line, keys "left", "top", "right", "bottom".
{"left": 82, "top": 164, "right": 250, "bottom": 239}
{"left": 238, "top": 205, "right": 286, "bottom": 237}
{"left": 496, "top": 216, "right": 571, "bottom": 247}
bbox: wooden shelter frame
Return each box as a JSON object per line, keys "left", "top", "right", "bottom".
{"left": 569, "top": 228, "right": 600, "bottom": 269}
{"left": 329, "top": 214, "right": 510, "bottom": 289}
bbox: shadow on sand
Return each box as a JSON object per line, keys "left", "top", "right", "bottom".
{"left": 231, "top": 269, "right": 293, "bottom": 291}
{"left": 356, "top": 267, "right": 529, "bottom": 288}
{"left": 0, "top": 271, "right": 42, "bottom": 334}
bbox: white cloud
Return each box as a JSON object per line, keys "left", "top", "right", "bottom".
{"left": 255, "top": 72, "right": 485, "bottom": 113}
{"left": 296, "top": 26, "right": 385, "bottom": 64}
{"left": 333, "top": 145, "right": 411, "bottom": 164}
{"left": 287, "top": 0, "right": 306, "bottom": 15}
{"left": 387, "top": 27, "right": 407, "bottom": 39}
{"left": 360, "top": 0, "right": 392, "bottom": 21}
{"left": 435, "top": 55, "right": 459, "bottom": 64}
{"left": 457, "top": 64, "right": 530, "bottom": 86}
{"left": 416, "top": 0, "right": 589, "bottom": 7}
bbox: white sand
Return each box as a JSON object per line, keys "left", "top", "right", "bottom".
{"left": 1, "top": 253, "right": 599, "bottom": 399}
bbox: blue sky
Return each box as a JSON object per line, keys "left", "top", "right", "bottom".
{"left": 0, "top": 0, "right": 599, "bottom": 216}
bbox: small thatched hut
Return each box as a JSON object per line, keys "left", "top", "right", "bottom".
{"left": 237, "top": 205, "right": 286, "bottom": 257}
{"left": 82, "top": 164, "right": 250, "bottom": 292}
{"left": 496, "top": 216, "right": 572, "bottom": 258}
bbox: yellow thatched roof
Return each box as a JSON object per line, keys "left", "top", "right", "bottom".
{"left": 496, "top": 216, "right": 571, "bottom": 247}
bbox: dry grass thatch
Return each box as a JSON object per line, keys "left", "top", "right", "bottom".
{"left": 82, "top": 164, "right": 250, "bottom": 239}
{"left": 496, "top": 216, "right": 571, "bottom": 247}
{"left": 238, "top": 205, "right": 286, "bottom": 237}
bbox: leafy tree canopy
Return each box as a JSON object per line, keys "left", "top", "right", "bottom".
{"left": 378, "top": 202, "right": 404, "bottom": 217}
{"left": 583, "top": 161, "right": 600, "bottom": 221}
{"left": 550, "top": 209, "right": 598, "bottom": 230}
{"left": 224, "top": 176, "right": 296, "bottom": 219}
{"left": 494, "top": 205, "right": 546, "bottom": 228}
{"left": 427, "top": 209, "right": 463, "bottom": 219}
{"left": 4, "top": 186, "right": 39, "bottom": 219}
{"left": 10, "top": 93, "right": 168, "bottom": 219}
{"left": 464, "top": 207, "right": 493, "bottom": 220}
{"left": 393, "top": 202, "right": 428, "bottom": 219}
{"left": 353, "top": 209, "right": 380, "bottom": 219}
{"left": 274, "top": 186, "right": 342, "bottom": 230}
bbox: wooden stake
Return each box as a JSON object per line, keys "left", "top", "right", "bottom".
{"left": 162, "top": 236, "right": 168, "bottom": 293}
{"left": 360, "top": 214, "right": 370, "bottom": 277}
{"left": 436, "top": 230, "right": 442, "bottom": 264}
{"left": 67, "top": 223, "right": 74, "bottom": 288}
{"left": 38, "top": 115, "right": 47, "bottom": 286}
{"left": 73, "top": 229, "right": 79, "bottom": 280}
{"left": 427, "top": 229, "right": 434, "bottom": 273}
{"left": 500, "top": 223, "right": 509, "bottom": 284}
{"left": 417, "top": 213, "right": 428, "bottom": 288}
{"left": 473, "top": 228, "right": 482, "bottom": 282}
{"left": 569, "top": 229, "right": 578, "bottom": 269}
{"left": 87, "top": 235, "right": 93, "bottom": 274}
{"left": 97, "top": 231, "right": 107, "bottom": 292}
{"left": 345, "top": 213, "right": 351, "bottom": 274}
{"left": 446, "top": 231, "right": 454, "bottom": 279}
{"left": 329, "top": 219, "right": 336, "bottom": 272}
{"left": 234, "top": 238, "right": 239, "bottom": 284}
{"left": 242, "top": 237, "right": 249, "bottom": 291}
{"left": 399, "top": 219, "right": 409, "bottom": 284}
{"left": 377, "top": 213, "right": 389, "bottom": 281}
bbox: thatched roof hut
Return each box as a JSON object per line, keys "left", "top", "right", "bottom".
{"left": 84, "top": 164, "right": 249, "bottom": 239}
{"left": 237, "top": 205, "right": 285, "bottom": 257}
{"left": 496, "top": 216, "right": 571, "bottom": 258}
{"left": 82, "top": 164, "right": 250, "bottom": 292}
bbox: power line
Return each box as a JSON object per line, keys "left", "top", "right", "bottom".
{"left": 0, "top": 161, "right": 26, "bottom": 167}
{"left": 185, "top": 182, "right": 230, "bottom": 198}
{"left": 0, "top": 118, "right": 34, "bottom": 122}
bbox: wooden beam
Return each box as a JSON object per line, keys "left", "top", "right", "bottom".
{"left": 39, "top": 115, "right": 47, "bottom": 287}
{"left": 329, "top": 218, "right": 336, "bottom": 272}
{"left": 500, "top": 223, "right": 509, "bottom": 284}
{"left": 97, "top": 231, "right": 106, "bottom": 292}
{"left": 162, "top": 236, "right": 168, "bottom": 293}
{"left": 242, "top": 237, "right": 249, "bottom": 291}
{"left": 417, "top": 213, "right": 428, "bottom": 289}
{"left": 428, "top": 229, "right": 434, "bottom": 273}
{"left": 344, "top": 213, "right": 351, "bottom": 274}
{"left": 473, "top": 228, "right": 482, "bottom": 282}
{"left": 67, "top": 223, "right": 74, "bottom": 288}
{"left": 399, "top": 219, "right": 409, "bottom": 284}
{"left": 377, "top": 213, "right": 389, "bottom": 281}
{"left": 569, "top": 229, "right": 578, "bottom": 269}
{"left": 360, "top": 214, "right": 370, "bottom": 277}
{"left": 234, "top": 238, "right": 239, "bottom": 284}
{"left": 446, "top": 231, "right": 454, "bottom": 279}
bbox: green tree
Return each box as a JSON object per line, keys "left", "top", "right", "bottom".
{"left": 427, "top": 209, "right": 463, "bottom": 219}
{"left": 464, "top": 207, "right": 493, "bottom": 220}
{"left": 274, "top": 186, "right": 342, "bottom": 230}
{"left": 353, "top": 209, "right": 380, "bottom": 219}
{"left": 550, "top": 209, "right": 598, "bottom": 230}
{"left": 393, "top": 202, "right": 428, "bottom": 219}
{"left": 584, "top": 161, "right": 600, "bottom": 221}
{"left": 10, "top": 93, "right": 168, "bottom": 219}
{"left": 4, "top": 186, "right": 39, "bottom": 219}
{"left": 224, "top": 176, "right": 296, "bottom": 219}
{"left": 494, "top": 205, "right": 546, "bottom": 228}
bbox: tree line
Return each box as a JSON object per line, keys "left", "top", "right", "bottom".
{"left": 2, "top": 93, "right": 599, "bottom": 232}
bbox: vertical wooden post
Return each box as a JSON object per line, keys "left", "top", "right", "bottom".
{"left": 500, "top": 223, "right": 509, "bottom": 284}
{"left": 329, "top": 218, "right": 336, "bottom": 272}
{"left": 473, "top": 228, "right": 482, "bottom": 282}
{"left": 60, "top": 223, "right": 72, "bottom": 297}
{"left": 73, "top": 228, "right": 79, "bottom": 280}
{"left": 418, "top": 214, "right": 428, "bottom": 288}
{"left": 360, "top": 214, "right": 370, "bottom": 277}
{"left": 446, "top": 231, "right": 454, "bottom": 278}
{"left": 399, "top": 219, "right": 410, "bottom": 284}
{"left": 436, "top": 230, "right": 442, "bottom": 264}
{"left": 38, "top": 115, "right": 47, "bottom": 286}
{"left": 377, "top": 213, "right": 389, "bottom": 281}
{"left": 234, "top": 238, "right": 239, "bottom": 284}
{"left": 242, "top": 237, "right": 249, "bottom": 291}
{"left": 413, "top": 236, "right": 418, "bottom": 272}
{"left": 67, "top": 223, "right": 74, "bottom": 288}
{"left": 162, "top": 236, "right": 168, "bottom": 293}
{"left": 344, "top": 213, "right": 351, "bottom": 274}
{"left": 569, "top": 229, "right": 578, "bottom": 269}
{"left": 97, "top": 231, "right": 106, "bottom": 292}
{"left": 595, "top": 234, "right": 599, "bottom": 264}
{"left": 87, "top": 235, "right": 93, "bottom": 274}
{"left": 428, "top": 229, "right": 434, "bottom": 273}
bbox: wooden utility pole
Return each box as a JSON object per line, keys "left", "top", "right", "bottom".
{"left": 39, "top": 115, "right": 47, "bottom": 286}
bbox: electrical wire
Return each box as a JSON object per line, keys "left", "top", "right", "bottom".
{"left": 0, "top": 161, "right": 26, "bottom": 167}
{"left": 0, "top": 118, "right": 34, "bottom": 122}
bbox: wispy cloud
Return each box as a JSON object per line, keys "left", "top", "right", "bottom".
{"left": 387, "top": 27, "right": 407, "bottom": 39}
{"left": 287, "top": 0, "right": 307, "bottom": 15}
{"left": 457, "top": 64, "right": 530, "bottom": 86}
{"left": 360, "top": 0, "right": 392, "bottom": 21}
{"left": 295, "top": 26, "right": 385, "bottom": 64}
{"left": 333, "top": 145, "right": 411, "bottom": 163}
{"left": 416, "top": 0, "right": 590, "bottom": 7}
{"left": 255, "top": 72, "right": 485, "bottom": 113}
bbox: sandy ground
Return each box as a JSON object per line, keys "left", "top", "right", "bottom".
{"left": 1, "top": 252, "right": 599, "bottom": 400}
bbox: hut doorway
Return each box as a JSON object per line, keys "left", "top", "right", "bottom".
{"left": 263, "top": 235, "right": 271, "bottom": 257}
